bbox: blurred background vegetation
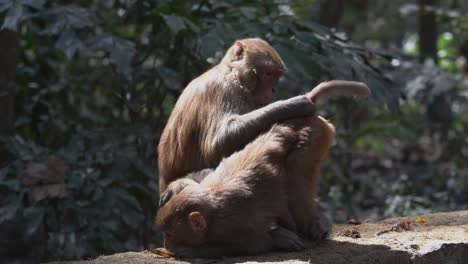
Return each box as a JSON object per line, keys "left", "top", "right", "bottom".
{"left": 0, "top": 0, "right": 466, "bottom": 262}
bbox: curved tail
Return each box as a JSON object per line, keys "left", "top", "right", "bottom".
{"left": 307, "top": 80, "right": 370, "bottom": 103}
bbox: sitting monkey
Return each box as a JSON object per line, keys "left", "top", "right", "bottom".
{"left": 158, "top": 80, "right": 370, "bottom": 247}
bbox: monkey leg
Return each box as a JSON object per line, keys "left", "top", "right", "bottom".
{"left": 285, "top": 115, "right": 335, "bottom": 242}
{"left": 270, "top": 225, "right": 305, "bottom": 251}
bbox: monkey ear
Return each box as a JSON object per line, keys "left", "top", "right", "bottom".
{"left": 188, "top": 212, "right": 206, "bottom": 232}
{"left": 231, "top": 41, "right": 245, "bottom": 62}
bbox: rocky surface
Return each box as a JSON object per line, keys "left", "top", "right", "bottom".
{"left": 48, "top": 210, "right": 468, "bottom": 264}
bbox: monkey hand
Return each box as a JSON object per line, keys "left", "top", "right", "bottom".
{"left": 270, "top": 226, "right": 305, "bottom": 252}
{"left": 159, "top": 179, "right": 197, "bottom": 207}
{"left": 303, "top": 214, "right": 332, "bottom": 243}
{"left": 284, "top": 96, "right": 316, "bottom": 118}
{"left": 173, "top": 245, "right": 202, "bottom": 258}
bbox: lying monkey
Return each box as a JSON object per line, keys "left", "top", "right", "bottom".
{"left": 156, "top": 118, "right": 313, "bottom": 257}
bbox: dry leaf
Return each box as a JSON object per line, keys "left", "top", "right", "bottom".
{"left": 375, "top": 219, "right": 411, "bottom": 236}
{"left": 398, "top": 220, "right": 411, "bottom": 230}
{"left": 415, "top": 215, "right": 427, "bottom": 224}
{"left": 18, "top": 155, "right": 67, "bottom": 186}
{"left": 342, "top": 229, "right": 361, "bottom": 239}
{"left": 147, "top": 248, "right": 174, "bottom": 258}
{"left": 30, "top": 184, "right": 69, "bottom": 203}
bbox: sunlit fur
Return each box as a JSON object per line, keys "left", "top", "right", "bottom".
{"left": 158, "top": 80, "right": 370, "bottom": 246}
{"left": 158, "top": 38, "right": 299, "bottom": 193}
{"left": 157, "top": 121, "right": 305, "bottom": 253}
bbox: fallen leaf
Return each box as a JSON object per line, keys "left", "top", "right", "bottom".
{"left": 398, "top": 220, "right": 411, "bottom": 230}
{"left": 342, "top": 229, "right": 361, "bottom": 239}
{"left": 375, "top": 219, "right": 412, "bottom": 236}
{"left": 415, "top": 215, "right": 427, "bottom": 224}
{"left": 147, "top": 248, "right": 174, "bottom": 258}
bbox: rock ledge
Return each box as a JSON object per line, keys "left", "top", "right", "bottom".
{"left": 48, "top": 210, "right": 468, "bottom": 264}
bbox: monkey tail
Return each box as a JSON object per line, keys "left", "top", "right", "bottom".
{"left": 307, "top": 80, "right": 370, "bottom": 103}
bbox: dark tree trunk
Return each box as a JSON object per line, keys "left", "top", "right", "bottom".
{"left": 318, "top": 0, "right": 345, "bottom": 28}
{"left": 0, "top": 15, "right": 20, "bottom": 136}
{"left": 418, "top": 0, "right": 438, "bottom": 63}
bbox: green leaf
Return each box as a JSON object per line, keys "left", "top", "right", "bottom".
{"left": 0, "top": 1, "right": 12, "bottom": 13}
{"left": 22, "top": 0, "right": 44, "bottom": 9}
{"left": 198, "top": 30, "right": 222, "bottom": 59}
{"left": 114, "top": 188, "right": 141, "bottom": 211}
{"left": 183, "top": 17, "right": 200, "bottom": 34}
{"left": 56, "top": 30, "right": 83, "bottom": 59}
{"left": 104, "top": 188, "right": 143, "bottom": 229}
{"left": 0, "top": 167, "right": 7, "bottom": 180}
{"left": 131, "top": 158, "right": 154, "bottom": 179}
{"left": 120, "top": 204, "right": 144, "bottom": 229}
{"left": 1, "top": 1, "right": 23, "bottom": 30}
{"left": 161, "top": 14, "right": 186, "bottom": 34}
{"left": 91, "top": 34, "right": 135, "bottom": 80}
{"left": 23, "top": 207, "right": 44, "bottom": 237}
{"left": 38, "top": 4, "right": 94, "bottom": 35}
{"left": 239, "top": 7, "right": 257, "bottom": 20}
{"left": 39, "top": 17, "right": 66, "bottom": 35}
{"left": 0, "top": 205, "right": 18, "bottom": 223}
{"left": 0, "top": 0, "right": 44, "bottom": 30}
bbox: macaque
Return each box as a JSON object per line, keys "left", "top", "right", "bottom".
{"left": 286, "top": 80, "right": 370, "bottom": 240}
{"left": 156, "top": 119, "right": 313, "bottom": 258}
{"left": 158, "top": 81, "right": 371, "bottom": 250}
{"left": 158, "top": 38, "right": 317, "bottom": 193}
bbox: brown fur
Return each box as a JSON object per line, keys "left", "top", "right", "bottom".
{"left": 156, "top": 120, "right": 310, "bottom": 257}
{"left": 159, "top": 79, "right": 369, "bottom": 241}
{"left": 157, "top": 38, "right": 370, "bottom": 250}
{"left": 157, "top": 37, "right": 369, "bottom": 194}
{"left": 286, "top": 115, "right": 335, "bottom": 240}
{"left": 158, "top": 38, "right": 316, "bottom": 193}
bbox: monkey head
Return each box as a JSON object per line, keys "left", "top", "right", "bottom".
{"left": 159, "top": 178, "right": 199, "bottom": 207}
{"left": 222, "top": 38, "right": 287, "bottom": 106}
{"left": 156, "top": 187, "right": 211, "bottom": 252}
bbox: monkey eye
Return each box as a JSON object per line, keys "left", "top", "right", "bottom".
{"left": 265, "top": 72, "right": 273, "bottom": 77}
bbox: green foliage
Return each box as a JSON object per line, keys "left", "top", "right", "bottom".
{"left": 321, "top": 61, "right": 468, "bottom": 221}
{"left": 1, "top": 125, "right": 155, "bottom": 258}
{"left": 438, "top": 32, "right": 457, "bottom": 72}
{"left": 2, "top": 0, "right": 397, "bottom": 259}
{"left": 0, "top": 0, "right": 467, "bottom": 261}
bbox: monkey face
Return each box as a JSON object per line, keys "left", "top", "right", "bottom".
{"left": 156, "top": 193, "right": 208, "bottom": 252}
{"left": 253, "top": 67, "right": 283, "bottom": 106}
{"left": 161, "top": 216, "right": 204, "bottom": 252}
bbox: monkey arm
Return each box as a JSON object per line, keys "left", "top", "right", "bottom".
{"left": 270, "top": 225, "right": 305, "bottom": 251}
{"left": 211, "top": 95, "right": 316, "bottom": 158}
{"left": 278, "top": 211, "right": 298, "bottom": 233}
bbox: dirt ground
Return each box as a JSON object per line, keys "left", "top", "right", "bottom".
{"left": 48, "top": 210, "right": 468, "bottom": 264}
